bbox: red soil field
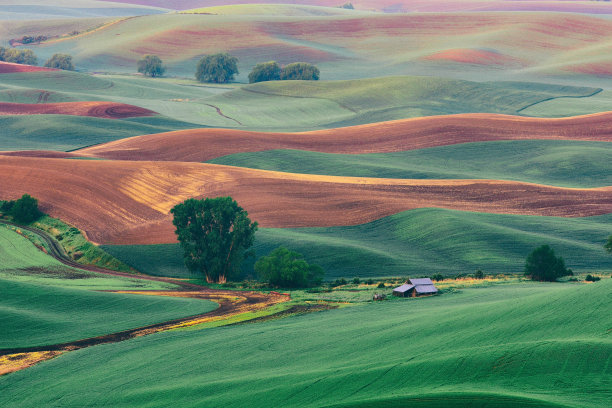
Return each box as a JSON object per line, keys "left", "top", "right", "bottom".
{"left": 76, "top": 112, "right": 612, "bottom": 162}
{"left": 0, "top": 156, "right": 610, "bottom": 245}
{"left": 0, "top": 102, "right": 156, "bottom": 119}
{"left": 0, "top": 62, "right": 56, "bottom": 74}
{"left": 424, "top": 49, "right": 524, "bottom": 67}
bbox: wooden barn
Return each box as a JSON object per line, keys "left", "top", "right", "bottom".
{"left": 392, "top": 278, "right": 438, "bottom": 297}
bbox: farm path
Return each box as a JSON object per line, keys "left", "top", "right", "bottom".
{"left": 0, "top": 220, "right": 288, "bottom": 374}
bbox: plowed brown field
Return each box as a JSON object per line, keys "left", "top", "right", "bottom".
{"left": 0, "top": 156, "right": 610, "bottom": 245}
{"left": 0, "top": 62, "right": 56, "bottom": 74}
{"left": 0, "top": 102, "right": 156, "bottom": 119}
{"left": 76, "top": 112, "right": 612, "bottom": 162}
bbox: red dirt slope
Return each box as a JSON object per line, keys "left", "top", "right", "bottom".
{"left": 0, "top": 102, "right": 157, "bottom": 119}
{"left": 0, "top": 62, "right": 56, "bottom": 73}
{"left": 77, "top": 112, "right": 612, "bottom": 162}
{"left": 0, "top": 156, "right": 610, "bottom": 245}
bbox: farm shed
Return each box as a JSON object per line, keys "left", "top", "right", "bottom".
{"left": 393, "top": 278, "right": 438, "bottom": 297}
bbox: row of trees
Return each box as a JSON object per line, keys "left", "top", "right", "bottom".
{"left": 0, "top": 47, "right": 74, "bottom": 70}
{"left": 138, "top": 53, "right": 320, "bottom": 84}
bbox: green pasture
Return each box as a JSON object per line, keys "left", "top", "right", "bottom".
{"left": 1, "top": 280, "right": 609, "bottom": 407}
{"left": 103, "top": 209, "right": 612, "bottom": 280}
{"left": 208, "top": 140, "right": 612, "bottom": 188}
{"left": 0, "top": 278, "right": 217, "bottom": 349}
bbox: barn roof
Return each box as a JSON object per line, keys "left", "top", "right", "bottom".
{"left": 392, "top": 284, "right": 415, "bottom": 293}
{"left": 409, "top": 278, "right": 434, "bottom": 286}
{"left": 414, "top": 284, "right": 438, "bottom": 294}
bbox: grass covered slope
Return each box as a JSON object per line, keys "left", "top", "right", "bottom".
{"left": 208, "top": 140, "right": 612, "bottom": 189}
{"left": 1, "top": 281, "right": 609, "bottom": 407}
{"left": 0, "top": 278, "right": 216, "bottom": 350}
{"left": 103, "top": 209, "right": 612, "bottom": 280}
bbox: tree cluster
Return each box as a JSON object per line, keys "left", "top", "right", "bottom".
{"left": 137, "top": 55, "right": 165, "bottom": 77}
{"left": 16, "top": 35, "right": 47, "bottom": 45}
{"left": 255, "top": 246, "right": 324, "bottom": 288}
{"left": 0, "top": 47, "right": 37, "bottom": 65}
{"left": 248, "top": 61, "right": 320, "bottom": 83}
{"left": 44, "top": 54, "right": 74, "bottom": 70}
{"left": 0, "top": 194, "right": 43, "bottom": 224}
{"left": 524, "top": 245, "right": 572, "bottom": 282}
{"left": 171, "top": 197, "right": 258, "bottom": 283}
{"left": 195, "top": 53, "right": 239, "bottom": 83}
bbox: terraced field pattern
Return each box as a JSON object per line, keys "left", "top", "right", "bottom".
{"left": 0, "top": 1, "right": 610, "bottom": 407}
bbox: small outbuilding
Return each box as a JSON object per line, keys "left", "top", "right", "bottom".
{"left": 392, "top": 278, "right": 438, "bottom": 297}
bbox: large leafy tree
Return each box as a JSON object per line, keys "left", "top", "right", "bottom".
{"left": 195, "top": 53, "right": 239, "bottom": 83}
{"left": 280, "top": 62, "right": 320, "bottom": 80}
{"left": 248, "top": 61, "right": 281, "bottom": 83}
{"left": 44, "top": 53, "right": 74, "bottom": 70}
{"left": 524, "top": 245, "right": 571, "bottom": 282}
{"left": 11, "top": 194, "right": 42, "bottom": 224}
{"left": 1, "top": 48, "right": 37, "bottom": 65}
{"left": 171, "top": 197, "right": 258, "bottom": 283}
{"left": 137, "top": 55, "right": 165, "bottom": 77}
{"left": 255, "top": 246, "right": 324, "bottom": 288}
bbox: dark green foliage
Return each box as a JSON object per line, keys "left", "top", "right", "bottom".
{"left": 44, "top": 53, "right": 74, "bottom": 70}
{"left": 585, "top": 274, "right": 600, "bottom": 282}
{"left": 248, "top": 61, "right": 281, "bottom": 83}
{"left": 352, "top": 277, "right": 360, "bottom": 284}
{"left": 377, "top": 282, "right": 386, "bottom": 288}
{"left": 0, "top": 199, "right": 14, "bottom": 215}
{"left": 605, "top": 235, "right": 612, "bottom": 254}
{"left": 10, "top": 194, "right": 42, "bottom": 224}
{"left": 474, "top": 269, "right": 485, "bottom": 279}
{"left": 255, "top": 246, "right": 324, "bottom": 288}
{"left": 524, "top": 245, "right": 571, "bottom": 282}
{"left": 171, "top": 197, "right": 258, "bottom": 283}
{"left": 332, "top": 277, "right": 348, "bottom": 287}
{"left": 16, "top": 35, "right": 47, "bottom": 44}
{"left": 137, "top": 54, "right": 165, "bottom": 77}
{"left": 366, "top": 278, "right": 374, "bottom": 285}
{"left": 339, "top": 2, "right": 354, "bottom": 9}
{"left": 195, "top": 53, "right": 239, "bottom": 83}
{"left": 0, "top": 48, "right": 37, "bottom": 65}
{"left": 280, "top": 62, "right": 320, "bottom": 80}
{"left": 432, "top": 273, "right": 444, "bottom": 282}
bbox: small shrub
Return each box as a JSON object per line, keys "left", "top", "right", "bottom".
{"left": 474, "top": 269, "right": 484, "bottom": 279}
{"left": 431, "top": 274, "right": 444, "bottom": 282}
{"left": 585, "top": 275, "right": 600, "bottom": 282}
{"left": 377, "top": 282, "right": 386, "bottom": 288}
{"left": 366, "top": 278, "right": 374, "bottom": 285}
{"left": 352, "top": 277, "right": 360, "bottom": 284}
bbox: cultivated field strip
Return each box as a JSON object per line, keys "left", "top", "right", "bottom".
{"left": 0, "top": 101, "right": 156, "bottom": 119}
{"left": 0, "top": 157, "right": 611, "bottom": 245}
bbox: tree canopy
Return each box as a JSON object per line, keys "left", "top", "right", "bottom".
{"left": 605, "top": 235, "right": 612, "bottom": 254}
{"left": 195, "top": 53, "right": 239, "bottom": 83}
{"left": 171, "top": 197, "right": 258, "bottom": 283}
{"left": 280, "top": 62, "right": 320, "bottom": 81}
{"left": 44, "top": 54, "right": 74, "bottom": 70}
{"left": 0, "top": 48, "right": 37, "bottom": 65}
{"left": 248, "top": 61, "right": 281, "bottom": 83}
{"left": 137, "top": 55, "right": 165, "bottom": 77}
{"left": 5, "top": 194, "right": 43, "bottom": 224}
{"left": 524, "top": 245, "right": 571, "bottom": 282}
{"left": 255, "top": 246, "right": 324, "bottom": 288}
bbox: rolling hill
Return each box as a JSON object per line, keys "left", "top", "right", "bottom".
{"left": 1, "top": 279, "right": 609, "bottom": 407}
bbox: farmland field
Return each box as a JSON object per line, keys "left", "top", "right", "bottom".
{"left": 1, "top": 280, "right": 609, "bottom": 407}
{"left": 0, "top": 2, "right": 610, "bottom": 407}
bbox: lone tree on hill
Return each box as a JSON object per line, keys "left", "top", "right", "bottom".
{"left": 195, "top": 53, "right": 239, "bottom": 83}
{"left": 11, "top": 194, "right": 43, "bottom": 224}
{"left": 171, "top": 197, "right": 258, "bottom": 283}
{"left": 605, "top": 235, "right": 612, "bottom": 254}
{"left": 44, "top": 53, "right": 74, "bottom": 70}
{"left": 524, "top": 245, "right": 571, "bottom": 282}
{"left": 255, "top": 246, "right": 324, "bottom": 288}
{"left": 137, "top": 54, "right": 165, "bottom": 77}
{"left": 248, "top": 61, "right": 281, "bottom": 83}
{"left": 280, "top": 62, "right": 320, "bottom": 81}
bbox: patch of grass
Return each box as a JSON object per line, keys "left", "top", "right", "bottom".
{"left": 208, "top": 140, "right": 612, "bottom": 188}
{"left": 103, "top": 209, "right": 612, "bottom": 280}
{"left": 0, "top": 277, "right": 217, "bottom": 349}
{"left": 1, "top": 281, "right": 609, "bottom": 407}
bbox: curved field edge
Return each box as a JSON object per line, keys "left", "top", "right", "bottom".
{"left": 0, "top": 281, "right": 609, "bottom": 407}
{"left": 102, "top": 209, "right": 612, "bottom": 280}
{"left": 207, "top": 140, "right": 612, "bottom": 189}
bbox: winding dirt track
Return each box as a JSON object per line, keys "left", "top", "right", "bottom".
{"left": 0, "top": 156, "right": 611, "bottom": 245}
{"left": 0, "top": 220, "right": 288, "bottom": 373}
{"left": 74, "top": 112, "right": 612, "bottom": 162}
{"left": 0, "top": 101, "right": 157, "bottom": 119}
